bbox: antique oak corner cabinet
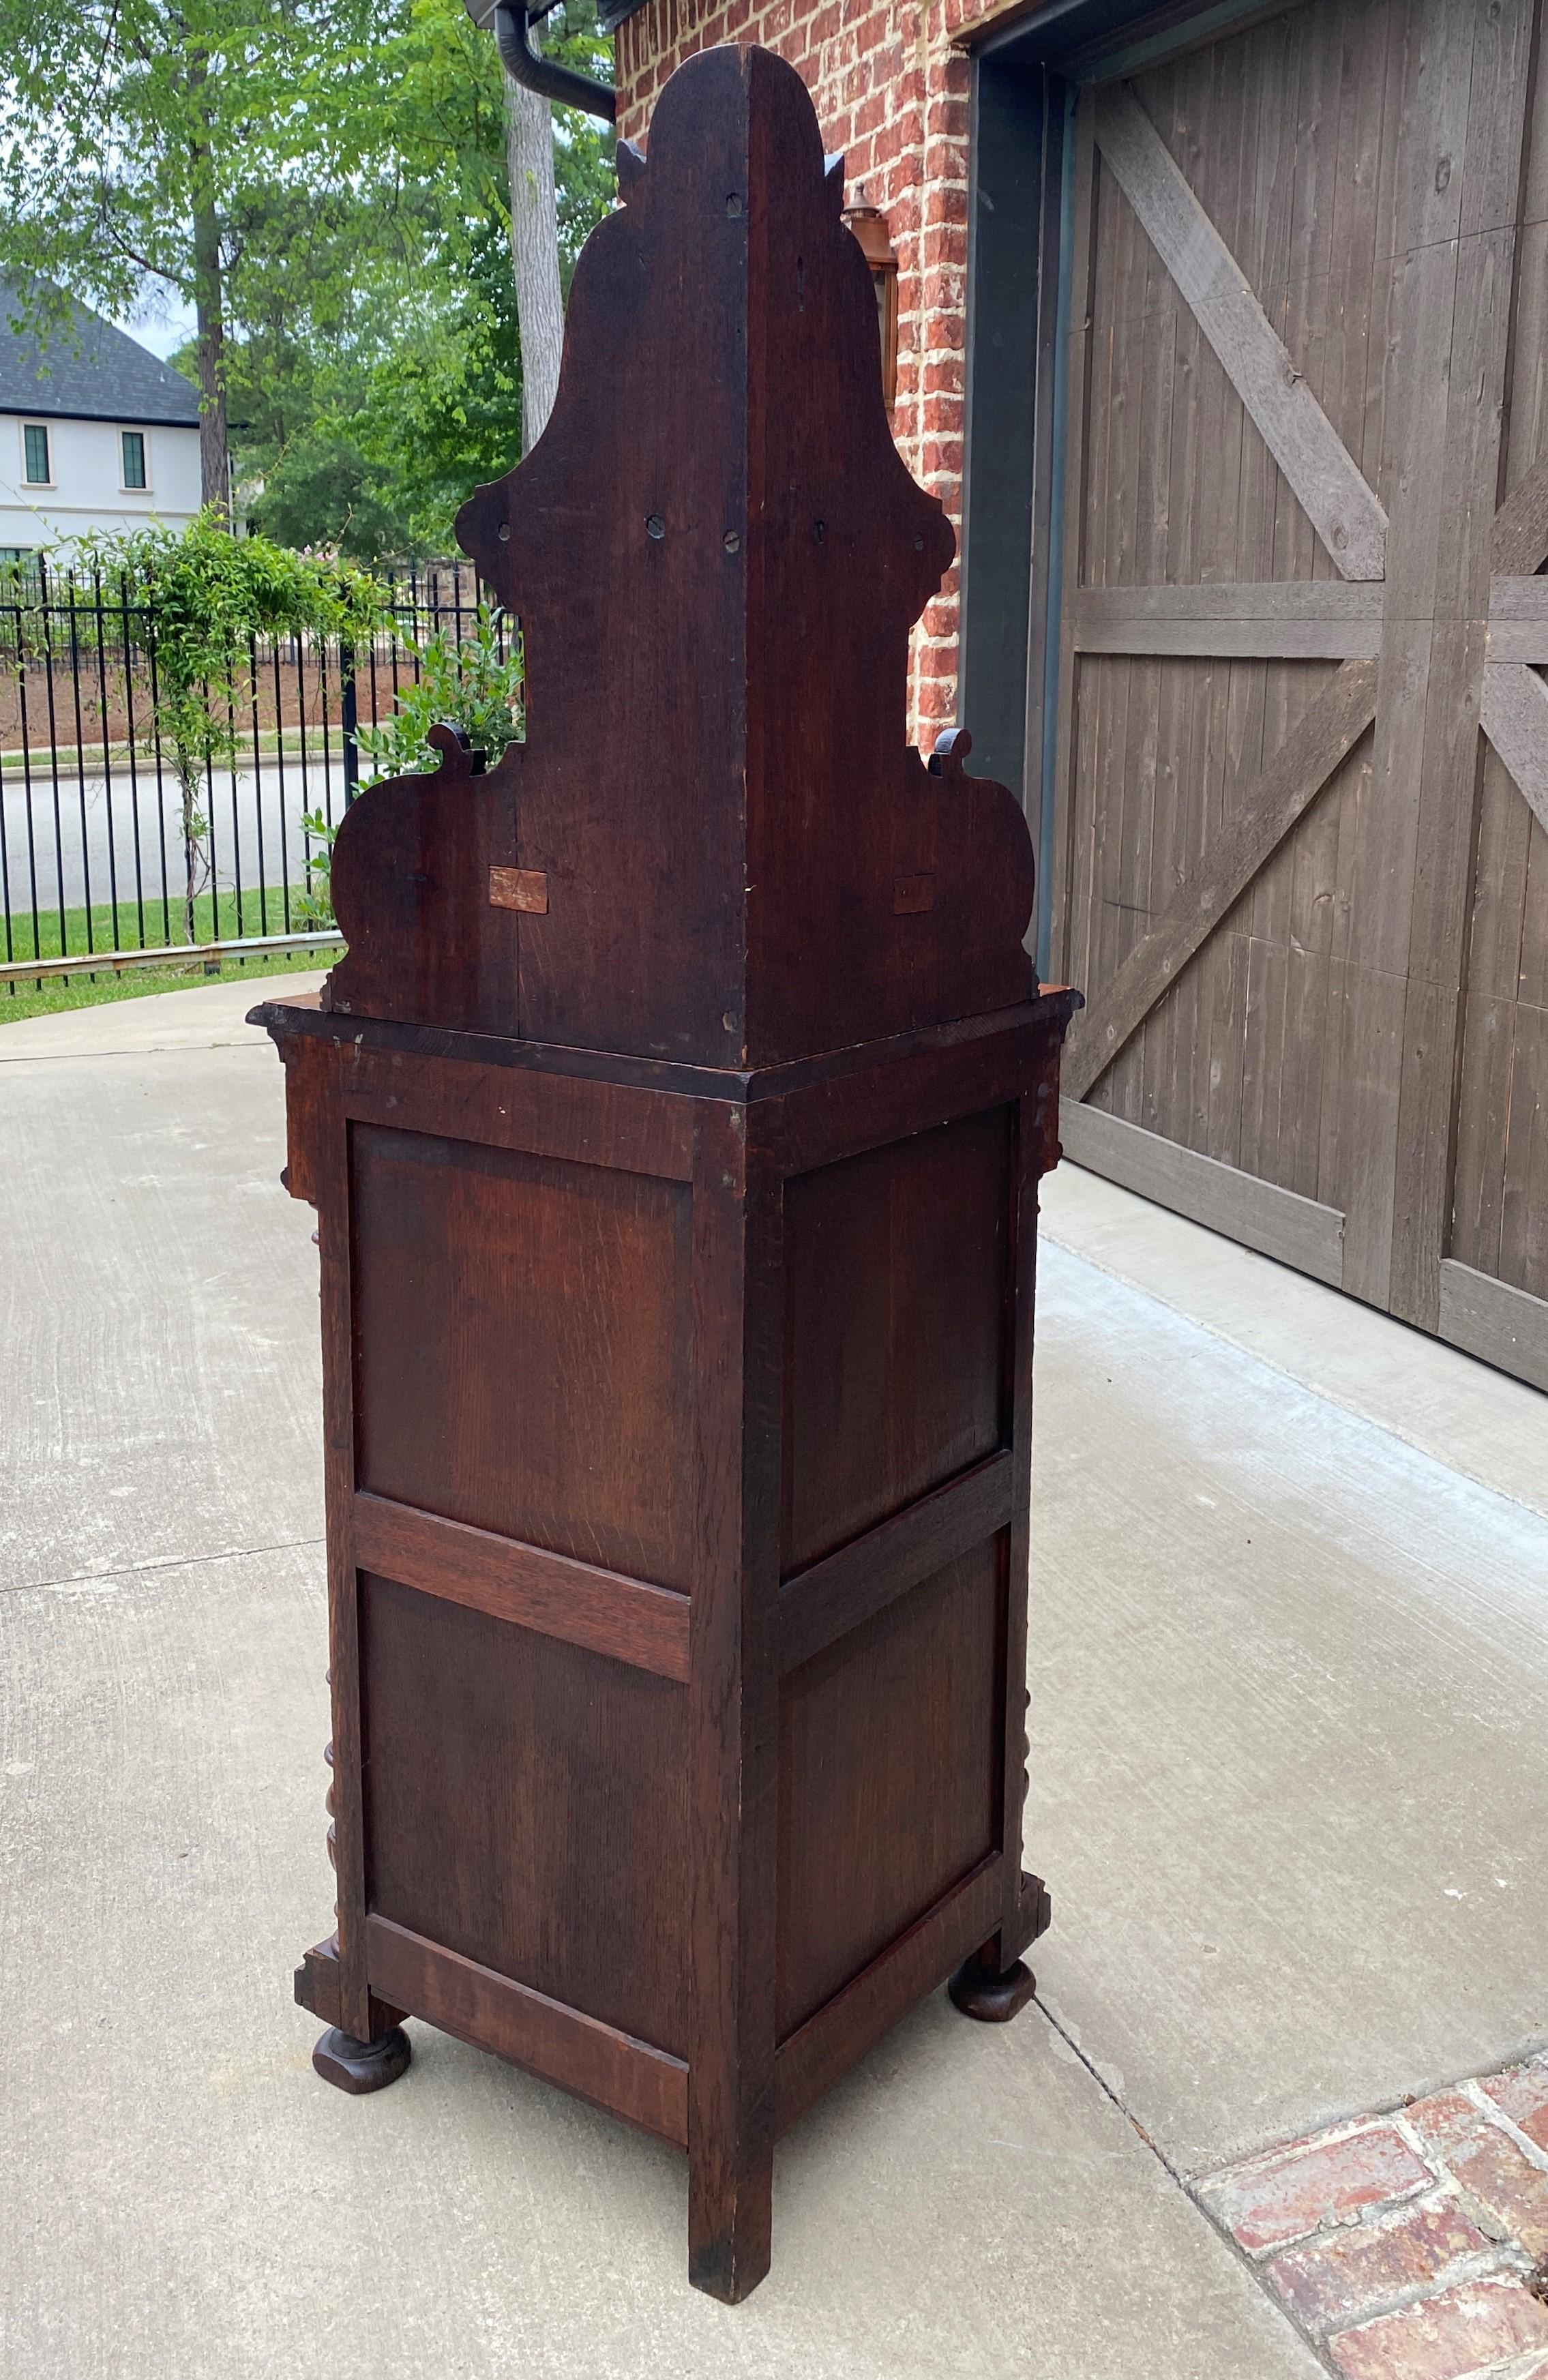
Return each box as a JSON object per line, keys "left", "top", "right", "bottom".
{"left": 252, "top": 42, "right": 1079, "bottom": 2304}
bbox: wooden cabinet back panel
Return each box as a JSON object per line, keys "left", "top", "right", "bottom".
{"left": 780, "top": 1103, "right": 1013, "bottom": 1574}
{"left": 776, "top": 1538, "right": 1005, "bottom": 2039}
{"left": 361, "top": 1573, "right": 691, "bottom": 2056}
{"left": 351, "top": 1122, "right": 696, "bottom": 1589}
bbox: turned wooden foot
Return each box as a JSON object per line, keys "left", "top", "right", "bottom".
{"left": 948, "top": 1954, "right": 1037, "bottom": 2023}
{"left": 312, "top": 2025, "right": 413, "bottom": 2094}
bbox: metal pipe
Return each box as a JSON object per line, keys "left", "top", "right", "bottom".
{"left": 494, "top": 0, "right": 616, "bottom": 123}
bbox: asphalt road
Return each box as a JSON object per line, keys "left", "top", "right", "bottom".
{"left": 1, "top": 756, "right": 351, "bottom": 922}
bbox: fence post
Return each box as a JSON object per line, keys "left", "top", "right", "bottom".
{"left": 341, "top": 643, "right": 359, "bottom": 805}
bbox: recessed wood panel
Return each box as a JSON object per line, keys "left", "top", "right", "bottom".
{"left": 351, "top": 1122, "right": 695, "bottom": 1589}
{"left": 780, "top": 1104, "right": 1012, "bottom": 1573}
{"left": 361, "top": 1573, "right": 690, "bottom": 2057}
{"left": 775, "top": 1539, "right": 1005, "bottom": 2040}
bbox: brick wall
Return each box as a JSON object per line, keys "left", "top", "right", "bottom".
{"left": 615, "top": 0, "right": 996, "bottom": 743}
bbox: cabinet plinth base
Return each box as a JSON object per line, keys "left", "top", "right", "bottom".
{"left": 947, "top": 1955, "right": 1037, "bottom": 2023}
{"left": 312, "top": 2025, "right": 413, "bottom": 2094}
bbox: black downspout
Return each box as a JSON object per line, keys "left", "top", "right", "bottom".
{"left": 494, "top": 0, "right": 616, "bottom": 123}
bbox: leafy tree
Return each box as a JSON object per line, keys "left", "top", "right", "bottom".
{"left": 79, "top": 511, "right": 383, "bottom": 941}
{"left": 0, "top": 0, "right": 615, "bottom": 558}
{"left": 0, "top": 0, "right": 386, "bottom": 511}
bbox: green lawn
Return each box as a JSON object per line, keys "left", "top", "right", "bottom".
{"left": 0, "top": 884, "right": 337, "bottom": 1024}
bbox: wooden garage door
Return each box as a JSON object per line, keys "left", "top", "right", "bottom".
{"left": 1045, "top": 0, "right": 1548, "bottom": 1390}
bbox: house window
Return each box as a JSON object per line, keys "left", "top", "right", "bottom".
{"left": 23, "top": 423, "right": 50, "bottom": 484}
{"left": 121, "top": 429, "right": 147, "bottom": 490}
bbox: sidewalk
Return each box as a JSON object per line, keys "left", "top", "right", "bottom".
{"left": 1, "top": 978, "right": 1544, "bottom": 2379}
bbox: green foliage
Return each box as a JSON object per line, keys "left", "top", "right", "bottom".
{"left": 356, "top": 604, "right": 523, "bottom": 784}
{"left": 0, "top": 0, "right": 616, "bottom": 557}
{"left": 242, "top": 219, "right": 528, "bottom": 561}
{"left": 293, "top": 604, "right": 523, "bottom": 928}
{"left": 78, "top": 511, "right": 385, "bottom": 941}
{"left": 291, "top": 812, "right": 340, "bottom": 931}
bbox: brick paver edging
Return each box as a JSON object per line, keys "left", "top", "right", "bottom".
{"left": 1195, "top": 2055, "right": 1548, "bottom": 2377}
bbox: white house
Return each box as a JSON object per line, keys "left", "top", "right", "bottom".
{"left": 0, "top": 281, "right": 203, "bottom": 561}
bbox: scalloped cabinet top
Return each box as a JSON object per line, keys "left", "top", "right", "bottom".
{"left": 322, "top": 44, "right": 1036, "bottom": 1067}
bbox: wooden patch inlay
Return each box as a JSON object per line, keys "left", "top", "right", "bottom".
{"left": 893, "top": 874, "right": 934, "bottom": 914}
{"left": 490, "top": 866, "right": 548, "bottom": 914}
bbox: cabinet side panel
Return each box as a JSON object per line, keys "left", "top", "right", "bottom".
{"left": 361, "top": 1573, "right": 691, "bottom": 2057}
{"left": 776, "top": 1538, "right": 1006, "bottom": 2039}
{"left": 780, "top": 1103, "right": 1013, "bottom": 1571}
{"left": 351, "top": 1122, "right": 695, "bottom": 1590}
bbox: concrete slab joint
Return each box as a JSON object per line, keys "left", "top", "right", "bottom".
{"left": 5, "top": 978, "right": 1548, "bottom": 2377}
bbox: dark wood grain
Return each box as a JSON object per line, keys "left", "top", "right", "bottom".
{"left": 773, "top": 1856, "right": 1006, "bottom": 2137}
{"left": 776, "top": 1541, "right": 1005, "bottom": 2039}
{"left": 351, "top": 1123, "right": 697, "bottom": 1590}
{"left": 353, "top": 1491, "right": 691, "bottom": 1681}
{"left": 776, "top": 1451, "right": 1013, "bottom": 1674}
{"left": 258, "top": 38, "right": 1076, "bottom": 2304}
{"left": 361, "top": 1573, "right": 691, "bottom": 2055}
{"left": 684, "top": 1104, "right": 781, "bottom": 2302}
{"left": 780, "top": 1103, "right": 1013, "bottom": 1571}
{"left": 367, "top": 1916, "right": 689, "bottom": 2145}
{"left": 318, "top": 46, "right": 1036, "bottom": 1067}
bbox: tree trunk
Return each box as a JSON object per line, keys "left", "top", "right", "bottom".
{"left": 188, "top": 53, "right": 230, "bottom": 518}
{"left": 175, "top": 756, "right": 209, "bottom": 945}
{"left": 192, "top": 202, "right": 229, "bottom": 514}
{"left": 503, "top": 35, "right": 565, "bottom": 452}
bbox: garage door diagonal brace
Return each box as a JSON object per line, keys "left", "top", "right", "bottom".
{"left": 1480, "top": 664, "right": 1548, "bottom": 837}
{"left": 1480, "top": 456, "right": 1548, "bottom": 829}
{"left": 1063, "top": 659, "right": 1380, "bottom": 1103}
{"left": 1094, "top": 85, "right": 1388, "bottom": 584}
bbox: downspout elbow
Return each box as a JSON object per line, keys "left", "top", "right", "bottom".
{"left": 494, "top": 0, "right": 616, "bottom": 123}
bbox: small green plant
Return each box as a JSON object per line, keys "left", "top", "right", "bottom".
{"left": 295, "top": 603, "right": 523, "bottom": 929}
{"left": 293, "top": 810, "right": 340, "bottom": 930}
{"left": 354, "top": 602, "right": 524, "bottom": 784}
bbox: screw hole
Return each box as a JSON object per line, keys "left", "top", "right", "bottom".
{"left": 498, "top": 523, "right": 511, "bottom": 542}
{"left": 726, "top": 192, "right": 743, "bottom": 216}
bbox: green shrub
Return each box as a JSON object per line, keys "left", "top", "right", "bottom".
{"left": 294, "top": 601, "right": 523, "bottom": 928}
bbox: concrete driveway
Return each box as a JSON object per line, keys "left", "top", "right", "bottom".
{"left": 1, "top": 979, "right": 1545, "bottom": 2379}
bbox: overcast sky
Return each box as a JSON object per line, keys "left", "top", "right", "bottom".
{"left": 111, "top": 294, "right": 197, "bottom": 361}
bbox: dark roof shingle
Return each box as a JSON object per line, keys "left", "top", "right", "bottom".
{"left": 0, "top": 281, "right": 201, "bottom": 427}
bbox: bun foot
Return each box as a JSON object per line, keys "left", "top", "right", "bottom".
{"left": 948, "top": 1954, "right": 1037, "bottom": 2023}
{"left": 312, "top": 2025, "right": 412, "bottom": 2094}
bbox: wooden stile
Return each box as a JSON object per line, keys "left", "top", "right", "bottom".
{"left": 254, "top": 44, "right": 1077, "bottom": 2302}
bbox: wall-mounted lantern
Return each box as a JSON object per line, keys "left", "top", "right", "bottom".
{"left": 842, "top": 200, "right": 899, "bottom": 410}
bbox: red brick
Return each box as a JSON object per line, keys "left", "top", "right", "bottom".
{"left": 924, "top": 181, "right": 970, "bottom": 226}
{"left": 1479, "top": 2062, "right": 1548, "bottom": 2153}
{"left": 1330, "top": 2277, "right": 1548, "bottom": 2380}
{"left": 1265, "top": 2199, "right": 1496, "bottom": 2336}
{"left": 1406, "top": 2092, "right": 1483, "bottom": 2162}
{"left": 1200, "top": 2127, "right": 1435, "bottom": 2255}
{"left": 1448, "top": 2128, "right": 1548, "bottom": 2258}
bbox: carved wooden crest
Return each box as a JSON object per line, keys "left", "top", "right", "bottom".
{"left": 324, "top": 43, "right": 1036, "bottom": 1066}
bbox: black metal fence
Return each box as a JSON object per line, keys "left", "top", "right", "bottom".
{"left": 0, "top": 557, "right": 485, "bottom": 995}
